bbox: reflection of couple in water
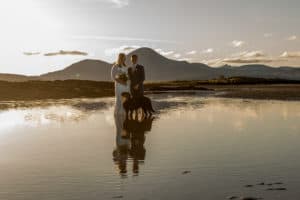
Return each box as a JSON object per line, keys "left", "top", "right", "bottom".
{"left": 113, "top": 114, "right": 154, "bottom": 177}
{"left": 111, "top": 53, "right": 155, "bottom": 176}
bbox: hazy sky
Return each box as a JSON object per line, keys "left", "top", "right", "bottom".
{"left": 1, "top": 0, "right": 300, "bottom": 75}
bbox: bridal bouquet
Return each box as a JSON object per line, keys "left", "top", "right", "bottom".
{"left": 117, "top": 73, "right": 128, "bottom": 82}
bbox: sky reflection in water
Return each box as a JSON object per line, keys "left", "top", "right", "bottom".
{"left": 0, "top": 95, "right": 299, "bottom": 200}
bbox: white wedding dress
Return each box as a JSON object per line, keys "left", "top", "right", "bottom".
{"left": 111, "top": 64, "right": 130, "bottom": 115}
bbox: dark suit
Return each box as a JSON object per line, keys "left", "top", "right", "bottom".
{"left": 130, "top": 64, "right": 145, "bottom": 97}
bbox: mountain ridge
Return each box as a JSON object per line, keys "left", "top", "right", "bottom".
{"left": 1, "top": 47, "right": 300, "bottom": 82}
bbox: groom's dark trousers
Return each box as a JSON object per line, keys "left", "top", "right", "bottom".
{"left": 130, "top": 64, "right": 145, "bottom": 98}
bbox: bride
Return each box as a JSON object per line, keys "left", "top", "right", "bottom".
{"left": 111, "top": 53, "right": 130, "bottom": 115}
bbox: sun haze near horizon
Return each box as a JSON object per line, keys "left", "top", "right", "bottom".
{"left": 1, "top": 0, "right": 300, "bottom": 75}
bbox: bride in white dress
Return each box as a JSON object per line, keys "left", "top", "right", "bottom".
{"left": 111, "top": 53, "right": 130, "bottom": 115}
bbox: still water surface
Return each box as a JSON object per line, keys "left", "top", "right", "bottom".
{"left": 0, "top": 93, "right": 299, "bottom": 200}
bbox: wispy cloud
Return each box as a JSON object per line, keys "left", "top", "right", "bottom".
{"left": 186, "top": 50, "right": 197, "bottom": 55}
{"left": 286, "top": 35, "right": 297, "bottom": 41}
{"left": 173, "top": 53, "right": 181, "bottom": 59}
{"left": 222, "top": 58, "right": 274, "bottom": 64}
{"left": 280, "top": 51, "right": 300, "bottom": 58}
{"left": 44, "top": 50, "right": 88, "bottom": 56}
{"left": 202, "top": 48, "right": 214, "bottom": 54}
{"left": 104, "top": 45, "right": 140, "bottom": 56}
{"left": 202, "top": 58, "right": 222, "bottom": 66}
{"left": 110, "top": 0, "right": 129, "bottom": 7}
{"left": 72, "top": 35, "right": 179, "bottom": 44}
{"left": 232, "top": 51, "right": 266, "bottom": 58}
{"left": 222, "top": 50, "right": 277, "bottom": 64}
{"left": 231, "top": 40, "right": 245, "bottom": 47}
{"left": 23, "top": 52, "right": 40, "bottom": 56}
{"left": 156, "top": 49, "right": 191, "bottom": 61}
{"left": 205, "top": 50, "right": 285, "bottom": 65}
{"left": 155, "top": 49, "right": 175, "bottom": 56}
{"left": 96, "top": 0, "right": 129, "bottom": 8}
{"left": 177, "top": 58, "right": 192, "bottom": 62}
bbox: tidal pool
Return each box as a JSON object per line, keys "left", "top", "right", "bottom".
{"left": 0, "top": 93, "right": 299, "bottom": 200}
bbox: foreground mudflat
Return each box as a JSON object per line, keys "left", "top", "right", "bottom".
{"left": 0, "top": 94, "right": 299, "bottom": 200}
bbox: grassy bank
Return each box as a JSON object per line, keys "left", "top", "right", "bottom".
{"left": 0, "top": 80, "right": 114, "bottom": 101}
{"left": 0, "top": 77, "right": 300, "bottom": 101}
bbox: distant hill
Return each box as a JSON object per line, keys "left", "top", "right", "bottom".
{"left": 0, "top": 73, "right": 36, "bottom": 82}
{"left": 216, "top": 64, "right": 300, "bottom": 80}
{"left": 1, "top": 47, "right": 300, "bottom": 81}
{"left": 40, "top": 59, "right": 112, "bottom": 81}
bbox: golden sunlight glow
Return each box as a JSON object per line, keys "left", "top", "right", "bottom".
{"left": 0, "top": 0, "right": 62, "bottom": 50}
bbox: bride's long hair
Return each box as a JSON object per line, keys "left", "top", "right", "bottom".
{"left": 115, "top": 53, "right": 126, "bottom": 67}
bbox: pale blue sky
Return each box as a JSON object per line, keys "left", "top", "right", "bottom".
{"left": 1, "top": 0, "right": 300, "bottom": 75}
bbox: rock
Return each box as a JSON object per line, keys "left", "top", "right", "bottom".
{"left": 266, "top": 187, "right": 287, "bottom": 191}
{"left": 227, "top": 196, "right": 239, "bottom": 199}
{"left": 275, "top": 188, "right": 287, "bottom": 191}
{"left": 244, "top": 184, "right": 254, "bottom": 188}
{"left": 112, "top": 195, "right": 124, "bottom": 199}
{"left": 240, "top": 197, "right": 263, "bottom": 200}
{"left": 182, "top": 170, "right": 191, "bottom": 175}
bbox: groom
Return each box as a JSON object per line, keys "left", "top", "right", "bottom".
{"left": 130, "top": 55, "right": 145, "bottom": 98}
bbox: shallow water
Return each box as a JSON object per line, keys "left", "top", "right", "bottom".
{"left": 0, "top": 93, "right": 300, "bottom": 200}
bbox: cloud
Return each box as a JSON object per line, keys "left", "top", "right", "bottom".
{"left": 280, "top": 51, "right": 300, "bottom": 58}
{"left": 104, "top": 45, "right": 140, "bottom": 56}
{"left": 231, "top": 40, "right": 245, "bottom": 47}
{"left": 244, "top": 51, "right": 266, "bottom": 58}
{"left": 177, "top": 58, "right": 192, "bottom": 62}
{"left": 186, "top": 50, "right": 197, "bottom": 55}
{"left": 264, "top": 33, "right": 273, "bottom": 38}
{"left": 72, "top": 35, "right": 179, "bottom": 44}
{"left": 203, "top": 50, "right": 289, "bottom": 66}
{"left": 96, "top": 0, "right": 129, "bottom": 8}
{"left": 287, "top": 35, "right": 297, "bottom": 41}
{"left": 214, "top": 50, "right": 284, "bottom": 65}
{"left": 202, "top": 48, "right": 214, "bottom": 54}
{"left": 156, "top": 49, "right": 191, "bottom": 61}
{"left": 232, "top": 51, "right": 266, "bottom": 58}
{"left": 202, "top": 58, "right": 223, "bottom": 66}
{"left": 155, "top": 49, "right": 174, "bottom": 56}
{"left": 222, "top": 58, "right": 274, "bottom": 64}
{"left": 173, "top": 55, "right": 193, "bottom": 62}
{"left": 121, "top": 46, "right": 140, "bottom": 52}
{"left": 44, "top": 50, "right": 88, "bottom": 56}
{"left": 109, "top": 0, "right": 129, "bottom": 7}
{"left": 23, "top": 52, "right": 40, "bottom": 56}
{"left": 173, "top": 53, "right": 181, "bottom": 59}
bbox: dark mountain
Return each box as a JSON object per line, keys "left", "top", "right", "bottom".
{"left": 127, "top": 48, "right": 217, "bottom": 80}
{"left": 1, "top": 47, "right": 300, "bottom": 82}
{"left": 40, "top": 59, "right": 112, "bottom": 81}
{"left": 126, "top": 48, "right": 300, "bottom": 80}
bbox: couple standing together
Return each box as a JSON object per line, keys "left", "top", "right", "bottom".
{"left": 111, "top": 53, "right": 145, "bottom": 115}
